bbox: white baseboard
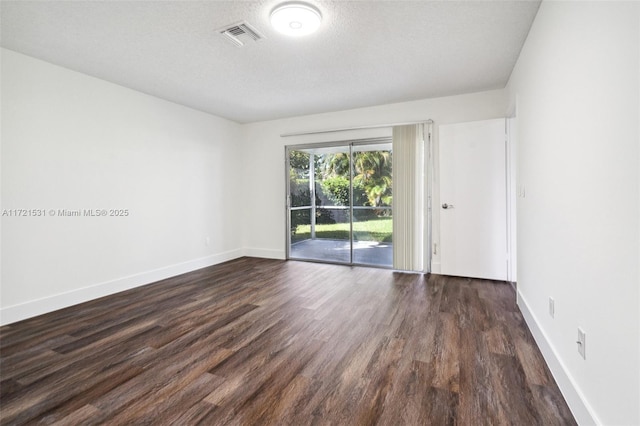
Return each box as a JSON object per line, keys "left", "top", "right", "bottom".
{"left": 0, "top": 249, "right": 244, "bottom": 326}
{"left": 517, "top": 291, "right": 600, "bottom": 425}
{"left": 243, "top": 247, "right": 286, "bottom": 260}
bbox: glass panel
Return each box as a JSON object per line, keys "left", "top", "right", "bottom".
{"left": 352, "top": 143, "right": 393, "bottom": 267}
{"left": 352, "top": 209, "right": 392, "bottom": 267}
{"left": 289, "top": 148, "right": 351, "bottom": 264}
{"left": 289, "top": 151, "right": 311, "bottom": 207}
{"left": 307, "top": 151, "right": 351, "bottom": 263}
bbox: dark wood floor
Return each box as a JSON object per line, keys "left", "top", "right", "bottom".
{"left": 0, "top": 257, "right": 576, "bottom": 425}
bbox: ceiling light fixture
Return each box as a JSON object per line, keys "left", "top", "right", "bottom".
{"left": 270, "top": 2, "right": 322, "bottom": 37}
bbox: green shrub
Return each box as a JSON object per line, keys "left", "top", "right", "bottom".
{"left": 320, "top": 176, "right": 368, "bottom": 206}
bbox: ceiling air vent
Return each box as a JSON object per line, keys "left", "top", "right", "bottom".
{"left": 219, "top": 22, "right": 264, "bottom": 47}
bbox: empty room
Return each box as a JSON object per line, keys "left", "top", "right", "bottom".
{"left": 1, "top": 1, "right": 638, "bottom": 425}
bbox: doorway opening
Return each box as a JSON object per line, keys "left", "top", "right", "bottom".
{"left": 286, "top": 139, "right": 392, "bottom": 268}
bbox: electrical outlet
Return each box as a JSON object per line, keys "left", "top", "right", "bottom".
{"left": 205, "top": 236, "right": 210, "bottom": 247}
{"left": 548, "top": 297, "right": 555, "bottom": 318}
{"left": 577, "top": 328, "right": 586, "bottom": 359}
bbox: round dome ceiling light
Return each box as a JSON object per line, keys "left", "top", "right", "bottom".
{"left": 270, "top": 2, "right": 322, "bottom": 37}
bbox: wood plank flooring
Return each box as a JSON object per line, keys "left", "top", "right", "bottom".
{"left": 0, "top": 257, "right": 577, "bottom": 425}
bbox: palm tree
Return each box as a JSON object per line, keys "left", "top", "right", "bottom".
{"left": 319, "top": 152, "right": 350, "bottom": 179}
{"left": 353, "top": 151, "right": 392, "bottom": 207}
{"left": 318, "top": 150, "right": 392, "bottom": 208}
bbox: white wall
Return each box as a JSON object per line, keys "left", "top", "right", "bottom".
{"left": 507, "top": 2, "right": 640, "bottom": 425}
{"left": 240, "top": 90, "right": 508, "bottom": 262}
{"left": 1, "top": 49, "right": 243, "bottom": 324}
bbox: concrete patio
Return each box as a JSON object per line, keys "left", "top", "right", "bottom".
{"left": 290, "top": 238, "right": 392, "bottom": 267}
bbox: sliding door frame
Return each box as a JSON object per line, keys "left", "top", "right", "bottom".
{"left": 285, "top": 137, "right": 392, "bottom": 268}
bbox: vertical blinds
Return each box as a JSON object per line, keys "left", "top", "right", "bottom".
{"left": 392, "top": 124, "right": 425, "bottom": 271}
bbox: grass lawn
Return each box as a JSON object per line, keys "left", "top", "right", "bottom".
{"left": 292, "top": 217, "right": 392, "bottom": 243}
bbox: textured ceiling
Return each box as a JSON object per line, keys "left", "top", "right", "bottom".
{"left": 1, "top": 1, "right": 540, "bottom": 123}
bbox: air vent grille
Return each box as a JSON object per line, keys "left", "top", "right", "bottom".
{"left": 219, "top": 22, "right": 263, "bottom": 47}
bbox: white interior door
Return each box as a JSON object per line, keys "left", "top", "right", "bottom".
{"left": 439, "top": 119, "right": 507, "bottom": 281}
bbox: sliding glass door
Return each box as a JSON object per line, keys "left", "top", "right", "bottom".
{"left": 286, "top": 139, "right": 392, "bottom": 267}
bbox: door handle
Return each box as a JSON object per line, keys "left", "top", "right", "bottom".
{"left": 442, "top": 203, "right": 454, "bottom": 209}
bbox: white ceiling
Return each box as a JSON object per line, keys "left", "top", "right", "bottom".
{"left": 1, "top": 0, "right": 540, "bottom": 123}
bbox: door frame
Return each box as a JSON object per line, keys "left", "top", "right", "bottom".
{"left": 506, "top": 116, "right": 517, "bottom": 284}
